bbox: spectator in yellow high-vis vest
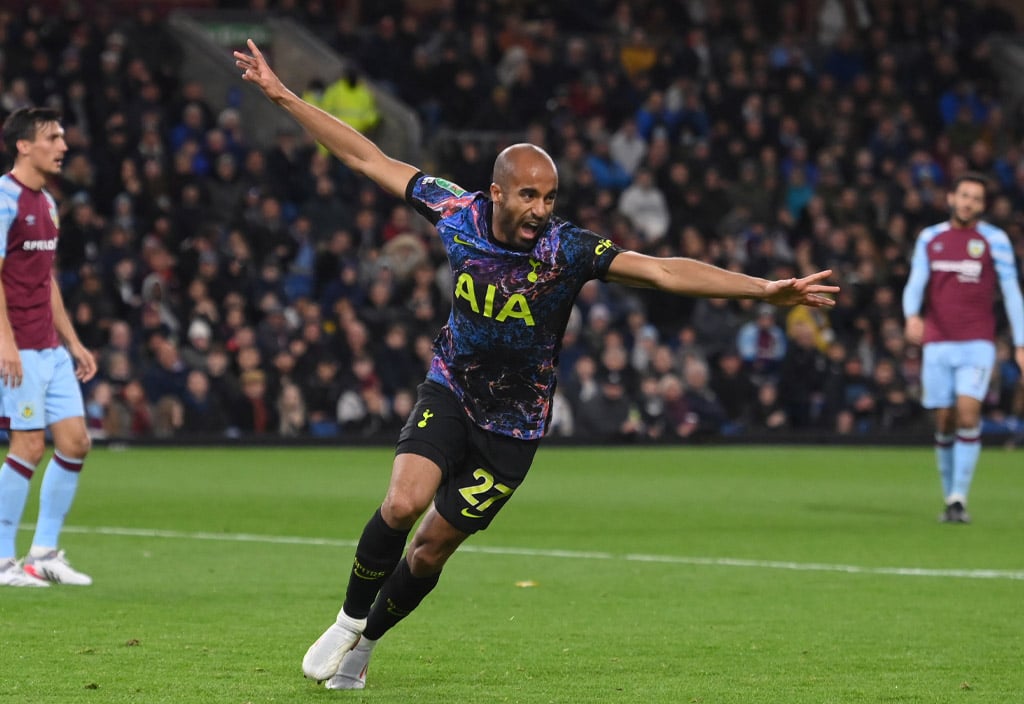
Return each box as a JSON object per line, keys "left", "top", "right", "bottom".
{"left": 321, "top": 67, "right": 381, "bottom": 136}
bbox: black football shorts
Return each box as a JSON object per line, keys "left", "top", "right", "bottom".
{"left": 396, "top": 381, "right": 541, "bottom": 533}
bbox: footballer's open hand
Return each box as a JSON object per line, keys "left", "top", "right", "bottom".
{"left": 234, "top": 39, "right": 288, "bottom": 103}
{"left": 763, "top": 269, "right": 839, "bottom": 308}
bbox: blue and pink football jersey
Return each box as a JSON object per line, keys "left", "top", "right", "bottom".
{"left": 406, "top": 173, "right": 622, "bottom": 439}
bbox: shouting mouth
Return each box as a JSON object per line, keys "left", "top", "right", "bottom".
{"left": 520, "top": 221, "right": 541, "bottom": 240}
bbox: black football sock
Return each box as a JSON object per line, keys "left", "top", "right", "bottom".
{"left": 363, "top": 557, "right": 441, "bottom": 640}
{"left": 342, "top": 508, "right": 410, "bottom": 619}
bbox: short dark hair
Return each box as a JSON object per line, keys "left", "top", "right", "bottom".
{"left": 2, "top": 107, "right": 63, "bottom": 156}
{"left": 951, "top": 172, "right": 990, "bottom": 200}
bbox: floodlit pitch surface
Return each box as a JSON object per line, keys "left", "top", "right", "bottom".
{"left": 2, "top": 446, "right": 1021, "bottom": 703}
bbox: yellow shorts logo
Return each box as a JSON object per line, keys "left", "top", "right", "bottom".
{"left": 19, "top": 404, "right": 35, "bottom": 420}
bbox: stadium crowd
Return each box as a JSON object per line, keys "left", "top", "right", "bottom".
{"left": 1, "top": 0, "right": 1023, "bottom": 442}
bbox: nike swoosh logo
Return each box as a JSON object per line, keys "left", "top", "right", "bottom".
{"left": 453, "top": 234, "right": 474, "bottom": 247}
{"left": 461, "top": 508, "right": 484, "bottom": 519}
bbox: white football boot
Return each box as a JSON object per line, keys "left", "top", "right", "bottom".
{"left": 23, "top": 550, "right": 92, "bottom": 585}
{"left": 0, "top": 558, "right": 50, "bottom": 587}
{"left": 325, "top": 636, "right": 376, "bottom": 690}
{"left": 302, "top": 608, "right": 367, "bottom": 682}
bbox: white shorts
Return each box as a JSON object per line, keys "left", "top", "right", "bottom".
{"left": 0, "top": 347, "right": 85, "bottom": 431}
{"left": 920, "top": 340, "right": 995, "bottom": 409}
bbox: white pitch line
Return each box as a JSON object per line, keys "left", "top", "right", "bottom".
{"left": 45, "top": 524, "right": 1024, "bottom": 581}
{"left": 621, "top": 553, "right": 1024, "bottom": 580}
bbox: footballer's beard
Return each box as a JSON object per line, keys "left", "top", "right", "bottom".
{"left": 495, "top": 212, "right": 547, "bottom": 251}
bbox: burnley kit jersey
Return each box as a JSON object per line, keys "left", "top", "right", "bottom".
{"left": 902, "top": 220, "right": 1024, "bottom": 348}
{"left": 406, "top": 173, "right": 623, "bottom": 440}
{"left": 0, "top": 173, "right": 61, "bottom": 350}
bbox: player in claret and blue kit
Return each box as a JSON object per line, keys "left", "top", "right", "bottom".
{"left": 903, "top": 173, "right": 1024, "bottom": 524}
{"left": 0, "top": 107, "right": 97, "bottom": 588}
{"left": 236, "top": 39, "right": 840, "bottom": 690}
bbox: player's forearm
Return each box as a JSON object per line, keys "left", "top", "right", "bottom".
{"left": 902, "top": 245, "right": 930, "bottom": 317}
{"left": 53, "top": 317, "right": 78, "bottom": 347}
{"left": 0, "top": 288, "right": 15, "bottom": 347}
{"left": 49, "top": 279, "right": 80, "bottom": 348}
{"left": 655, "top": 257, "right": 770, "bottom": 299}
{"left": 238, "top": 40, "right": 413, "bottom": 197}
{"left": 274, "top": 90, "right": 414, "bottom": 197}
{"left": 999, "top": 280, "right": 1024, "bottom": 347}
{"left": 608, "top": 254, "right": 771, "bottom": 297}
{"left": 275, "top": 91, "right": 383, "bottom": 174}
{"left": 52, "top": 319, "right": 78, "bottom": 347}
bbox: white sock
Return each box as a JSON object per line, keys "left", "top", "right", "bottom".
{"left": 354, "top": 636, "right": 377, "bottom": 653}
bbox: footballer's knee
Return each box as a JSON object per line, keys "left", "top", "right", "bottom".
{"left": 57, "top": 432, "right": 92, "bottom": 461}
{"left": 380, "top": 494, "right": 428, "bottom": 530}
{"left": 49, "top": 417, "right": 92, "bottom": 461}
{"left": 933, "top": 408, "right": 956, "bottom": 435}
{"left": 954, "top": 399, "right": 981, "bottom": 429}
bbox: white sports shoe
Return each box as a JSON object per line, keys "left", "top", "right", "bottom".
{"left": 302, "top": 609, "right": 367, "bottom": 682}
{"left": 0, "top": 558, "right": 50, "bottom": 588}
{"left": 325, "top": 637, "right": 376, "bottom": 690}
{"left": 23, "top": 549, "right": 93, "bottom": 586}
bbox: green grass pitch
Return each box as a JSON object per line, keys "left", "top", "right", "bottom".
{"left": 1, "top": 445, "right": 1021, "bottom": 703}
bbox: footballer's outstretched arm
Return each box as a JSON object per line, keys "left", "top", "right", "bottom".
{"left": 234, "top": 39, "right": 417, "bottom": 199}
{"left": 607, "top": 251, "right": 838, "bottom": 308}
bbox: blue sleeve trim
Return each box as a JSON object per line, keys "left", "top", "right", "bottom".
{"left": 0, "top": 196, "right": 17, "bottom": 259}
{"left": 981, "top": 223, "right": 1024, "bottom": 346}
{"left": 901, "top": 226, "right": 936, "bottom": 317}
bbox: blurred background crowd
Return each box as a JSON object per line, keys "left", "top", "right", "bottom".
{"left": 2, "top": 0, "right": 1024, "bottom": 442}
